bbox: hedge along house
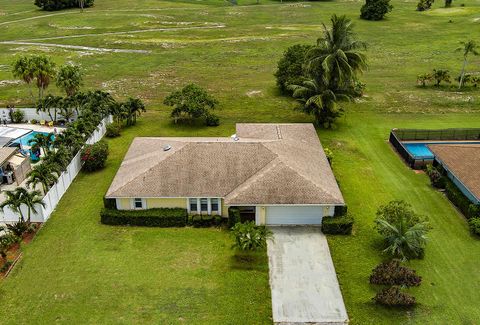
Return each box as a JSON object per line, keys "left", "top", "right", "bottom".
{"left": 429, "top": 144, "right": 480, "bottom": 205}
{"left": 105, "top": 123, "right": 345, "bottom": 225}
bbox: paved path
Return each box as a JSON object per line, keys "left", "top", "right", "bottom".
{"left": 267, "top": 227, "right": 348, "bottom": 325}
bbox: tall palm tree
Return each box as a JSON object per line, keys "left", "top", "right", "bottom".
{"left": 123, "top": 97, "right": 146, "bottom": 126}
{"left": 26, "top": 163, "right": 58, "bottom": 195}
{"left": 31, "top": 55, "right": 56, "bottom": 101}
{"left": 456, "top": 40, "right": 479, "bottom": 89}
{"left": 306, "top": 14, "right": 367, "bottom": 92}
{"left": 53, "top": 128, "right": 84, "bottom": 155}
{"left": 43, "top": 146, "right": 72, "bottom": 172}
{"left": 37, "top": 94, "right": 62, "bottom": 123}
{"left": 0, "top": 189, "right": 26, "bottom": 221}
{"left": 17, "top": 188, "right": 45, "bottom": 223}
{"left": 12, "top": 56, "right": 35, "bottom": 100}
{"left": 28, "top": 133, "right": 54, "bottom": 155}
{"left": 289, "top": 79, "right": 350, "bottom": 128}
{"left": 56, "top": 64, "right": 83, "bottom": 97}
{"left": 376, "top": 217, "right": 429, "bottom": 261}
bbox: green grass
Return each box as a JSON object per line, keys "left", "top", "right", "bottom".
{"left": 0, "top": 0, "right": 479, "bottom": 324}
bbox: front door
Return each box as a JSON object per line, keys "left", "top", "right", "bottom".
{"left": 238, "top": 206, "right": 256, "bottom": 222}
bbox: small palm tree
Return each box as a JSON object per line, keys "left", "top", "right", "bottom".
{"left": 12, "top": 56, "right": 35, "bottom": 100}
{"left": 306, "top": 14, "right": 367, "bottom": 92}
{"left": 0, "top": 189, "right": 26, "bottom": 221}
{"left": 43, "top": 146, "right": 72, "bottom": 172}
{"left": 17, "top": 188, "right": 45, "bottom": 223}
{"left": 26, "top": 163, "right": 58, "bottom": 195}
{"left": 28, "top": 133, "right": 54, "bottom": 155}
{"left": 289, "top": 79, "right": 349, "bottom": 128}
{"left": 456, "top": 40, "right": 479, "bottom": 89}
{"left": 376, "top": 217, "right": 429, "bottom": 261}
{"left": 122, "top": 97, "right": 146, "bottom": 126}
{"left": 53, "top": 128, "right": 84, "bottom": 155}
{"left": 37, "top": 94, "right": 62, "bottom": 123}
{"left": 231, "top": 221, "right": 273, "bottom": 252}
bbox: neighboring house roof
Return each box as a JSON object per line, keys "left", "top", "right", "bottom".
{"left": 0, "top": 147, "right": 17, "bottom": 165}
{"left": 106, "top": 123, "right": 344, "bottom": 205}
{"left": 429, "top": 144, "right": 480, "bottom": 201}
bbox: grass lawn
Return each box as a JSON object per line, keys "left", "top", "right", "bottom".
{"left": 0, "top": 0, "right": 479, "bottom": 324}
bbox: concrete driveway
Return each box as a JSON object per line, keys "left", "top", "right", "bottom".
{"left": 267, "top": 227, "right": 348, "bottom": 325}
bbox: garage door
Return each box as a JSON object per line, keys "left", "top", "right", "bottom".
{"left": 265, "top": 206, "right": 323, "bottom": 225}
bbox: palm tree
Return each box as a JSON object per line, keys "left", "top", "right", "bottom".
{"left": 53, "top": 128, "right": 85, "bottom": 155}
{"left": 28, "top": 132, "right": 54, "bottom": 155}
{"left": 17, "top": 188, "right": 45, "bottom": 223}
{"left": 43, "top": 146, "right": 72, "bottom": 172}
{"left": 376, "top": 217, "right": 429, "bottom": 261}
{"left": 306, "top": 14, "right": 367, "bottom": 92}
{"left": 31, "top": 55, "right": 56, "bottom": 101}
{"left": 26, "top": 163, "right": 58, "bottom": 195}
{"left": 456, "top": 40, "right": 479, "bottom": 89}
{"left": 37, "top": 94, "right": 62, "bottom": 123}
{"left": 59, "top": 97, "right": 77, "bottom": 122}
{"left": 12, "top": 56, "right": 35, "bottom": 100}
{"left": 0, "top": 189, "right": 26, "bottom": 221}
{"left": 289, "top": 79, "right": 349, "bottom": 128}
{"left": 56, "top": 64, "right": 83, "bottom": 97}
{"left": 123, "top": 97, "right": 146, "bottom": 126}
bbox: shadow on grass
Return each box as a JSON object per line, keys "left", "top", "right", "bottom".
{"left": 230, "top": 251, "right": 268, "bottom": 272}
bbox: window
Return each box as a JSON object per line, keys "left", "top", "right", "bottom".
{"left": 211, "top": 198, "right": 219, "bottom": 212}
{"left": 134, "top": 198, "right": 144, "bottom": 209}
{"left": 189, "top": 198, "right": 198, "bottom": 212}
{"left": 200, "top": 198, "right": 208, "bottom": 212}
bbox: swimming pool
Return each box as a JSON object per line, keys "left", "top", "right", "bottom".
{"left": 13, "top": 131, "right": 53, "bottom": 148}
{"left": 404, "top": 141, "right": 480, "bottom": 159}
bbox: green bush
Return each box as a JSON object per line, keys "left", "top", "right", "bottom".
{"left": 100, "top": 208, "right": 188, "bottom": 227}
{"left": 334, "top": 205, "right": 348, "bottom": 217}
{"left": 105, "top": 123, "right": 121, "bottom": 138}
{"left": 445, "top": 180, "right": 480, "bottom": 219}
{"left": 416, "top": 0, "right": 434, "bottom": 11}
{"left": 274, "top": 44, "right": 313, "bottom": 95}
{"left": 0, "top": 260, "right": 12, "bottom": 273}
{"left": 228, "top": 207, "right": 241, "bottom": 228}
{"left": 81, "top": 140, "right": 109, "bottom": 172}
{"left": 205, "top": 113, "right": 220, "bottom": 127}
{"left": 103, "top": 198, "right": 117, "bottom": 209}
{"left": 468, "top": 218, "right": 480, "bottom": 236}
{"left": 360, "top": 0, "right": 393, "bottom": 21}
{"left": 231, "top": 221, "right": 272, "bottom": 251}
{"left": 426, "top": 164, "right": 446, "bottom": 189}
{"left": 369, "top": 259, "right": 422, "bottom": 287}
{"left": 373, "top": 286, "right": 416, "bottom": 307}
{"left": 34, "top": 0, "right": 94, "bottom": 11}
{"left": 322, "top": 214, "right": 354, "bottom": 235}
{"left": 30, "top": 119, "right": 38, "bottom": 125}
{"left": 187, "top": 214, "right": 225, "bottom": 227}
{"left": 10, "top": 109, "right": 25, "bottom": 123}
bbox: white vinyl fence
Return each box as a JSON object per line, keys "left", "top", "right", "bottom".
{"left": 0, "top": 108, "right": 73, "bottom": 123}
{"left": 1, "top": 115, "right": 113, "bottom": 223}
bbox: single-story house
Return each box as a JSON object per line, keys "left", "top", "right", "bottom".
{"left": 429, "top": 144, "right": 480, "bottom": 205}
{"left": 105, "top": 123, "right": 345, "bottom": 225}
{"left": 0, "top": 147, "right": 31, "bottom": 185}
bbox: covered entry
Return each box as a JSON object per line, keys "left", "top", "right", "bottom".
{"left": 265, "top": 206, "right": 324, "bottom": 225}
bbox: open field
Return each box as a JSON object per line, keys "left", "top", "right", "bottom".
{"left": 0, "top": 0, "right": 480, "bottom": 324}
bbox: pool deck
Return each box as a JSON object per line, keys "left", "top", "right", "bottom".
{"left": 4, "top": 123, "right": 65, "bottom": 134}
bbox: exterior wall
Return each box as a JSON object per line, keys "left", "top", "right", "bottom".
{"left": 446, "top": 170, "right": 479, "bottom": 204}
{"left": 147, "top": 198, "right": 186, "bottom": 209}
{"left": 221, "top": 201, "right": 229, "bottom": 218}
{"left": 255, "top": 205, "right": 336, "bottom": 225}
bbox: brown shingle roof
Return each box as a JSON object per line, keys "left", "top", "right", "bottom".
{"left": 106, "top": 124, "right": 344, "bottom": 205}
{"left": 429, "top": 144, "right": 480, "bottom": 201}
{"left": 0, "top": 147, "right": 17, "bottom": 165}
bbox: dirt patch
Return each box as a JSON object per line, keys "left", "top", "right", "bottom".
{"left": 0, "top": 80, "right": 22, "bottom": 87}
{"left": 48, "top": 23, "right": 95, "bottom": 30}
{"left": 246, "top": 90, "right": 263, "bottom": 97}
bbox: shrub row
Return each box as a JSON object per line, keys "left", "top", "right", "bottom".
{"left": 187, "top": 214, "right": 226, "bottom": 228}
{"left": 100, "top": 208, "right": 188, "bottom": 227}
{"left": 34, "top": 0, "right": 94, "bottom": 11}
{"left": 445, "top": 179, "right": 480, "bottom": 220}
{"left": 321, "top": 214, "right": 354, "bottom": 235}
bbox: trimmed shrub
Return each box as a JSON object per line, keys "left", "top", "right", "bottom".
{"left": 374, "top": 286, "right": 416, "bottom": 306}
{"left": 81, "top": 140, "right": 108, "bottom": 172}
{"left": 334, "top": 205, "right": 348, "bottom": 217}
{"left": 468, "top": 218, "right": 480, "bottom": 236}
{"left": 322, "top": 214, "right": 354, "bottom": 235}
{"left": 34, "top": 0, "right": 94, "bottom": 11}
{"left": 231, "top": 221, "right": 273, "bottom": 251}
{"left": 426, "top": 164, "right": 446, "bottom": 189}
{"left": 105, "top": 123, "right": 121, "bottom": 138}
{"left": 445, "top": 180, "right": 480, "bottom": 219}
{"left": 228, "top": 207, "right": 241, "bottom": 228}
{"left": 11, "top": 109, "right": 24, "bottom": 123}
{"left": 103, "top": 198, "right": 117, "bottom": 209}
{"left": 274, "top": 44, "right": 313, "bottom": 95}
{"left": 100, "top": 208, "right": 187, "bottom": 227}
{"left": 370, "top": 259, "right": 422, "bottom": 287}
{"left": 187, "top": 214, "right": 225, "bottom": 228}
{"left": 360, "top": 0, "right": 393, "bottom": 21}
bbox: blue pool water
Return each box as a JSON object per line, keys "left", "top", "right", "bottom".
{"left": 404, "top": 143, "right": 434, "bottom": 159}
{"left": 13, "top": 131, "right": 53, "bottom": 147}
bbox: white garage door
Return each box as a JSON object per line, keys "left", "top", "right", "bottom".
{"left": 265, "top": 206, "right": 323, "bottom": 225}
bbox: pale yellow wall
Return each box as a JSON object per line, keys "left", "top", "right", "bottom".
{"left": 118, "top": 198, "right": 131, "bottom": 210}
{"left": 258, "top": 206, "right": 266, "bottom": 225}
{"left": 146, "top": 198, "right": 187, "bottom": 209}
{"left": 221, "top": 200, "right": 229, "bottom": 218}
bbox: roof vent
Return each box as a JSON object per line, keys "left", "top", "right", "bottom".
{"left": 163, "top": 145, "right": 172, "bottom": 151}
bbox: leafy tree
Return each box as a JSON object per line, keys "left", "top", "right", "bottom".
{"left": 231, "top": 221, "right": 273, "bottom": 251}
{"left": 432, "top": 69, "right": 451, "bottom": 86}
{"left": 289, "top": 79, "right": 348, "bottom": 128}
{"left": 56, "top": 64, "right": 83, "bottom": 97}
{"left": 37, "top": 94, "right": 62, "bottom": 122}
{"left": 34, "top": 0, "right": 94, "bottom": 11}
{"left": 27, "top": 163, "right": 59, "bottom": 194}
{"left": 360, "top": 0, "right": 393, "bottom": 21}
{"left": 274, "top": 44, "right": 313, "bottom": 95}
{"left": 12, "top": 56, "right": 35, "bottom": 99}
{"left": 164, "top": 84, "right": 219, "bottom": 126}
{"left": 375, "top": 200, "right": 430, "bottom": 260}
{"left": 306, "top": 14, "right": 367, "bottom": 94}
{"left": 28, "top": 132, "right": 54, "bottom": 155}
{"left": 456, "top": 40, "right": 479, "bottom": 89}
{"left": 31, "top": 55, "right": 56, "bottom": 101}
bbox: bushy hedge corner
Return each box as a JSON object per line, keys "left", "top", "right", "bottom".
{"left": 187, "top": 214, "right": 225, "bottom": 228}
{"left": 228, "top": 207, "right": 241, "bottom": 228}
{"left": 468, "top": 218, "right": 480, "bottom": 236}
{"left": 100, "top": 208, "right": 187, "bottom": 227}
{"left": 334, "top": 205, "right": 348, "bottom": 217}
{"left": 322, "top": 214, "right": 354, "bottom": 235}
